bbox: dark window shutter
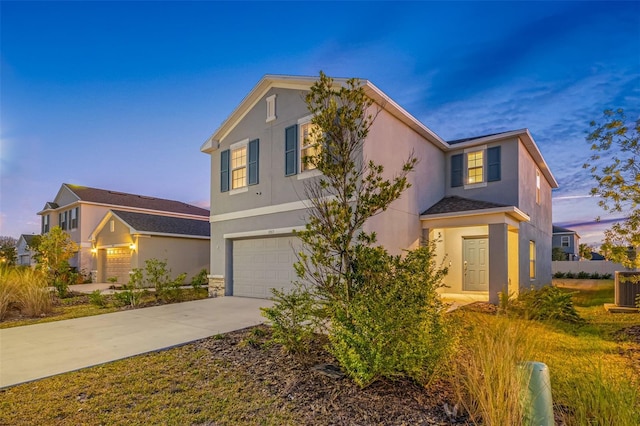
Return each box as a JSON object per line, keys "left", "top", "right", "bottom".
{"left": 285, "top": 125, "right": 298, "bottom": 176}
{"left": 220, "top": 149, "right": 230, "bottom": 192}
{"left": 487, "top": 146, "right": 501, "bottom": 182}
{"left": 248, "top": 139, "right": 259, "bottom": 185}
{"left": 451, "top": 154, "right": 463, "bottom": 187}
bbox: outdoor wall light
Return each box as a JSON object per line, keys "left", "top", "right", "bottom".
{"left": 91, "top": 248, "right": 97, "bottom": 254}
{"left": 129, "top": 243, "right": 136, "bottom": 251}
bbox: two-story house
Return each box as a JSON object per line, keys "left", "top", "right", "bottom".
{"left": 552, "top": 225, "right": 580, "bottom": 260}
{"left": 38, "top": 184, "right": 211, "bottom": 283}
{"left": 201, "top": 75, "right": 558, "bottom": 303}
{"left": 16, "top": 234, "right": 37, "bottom": 267}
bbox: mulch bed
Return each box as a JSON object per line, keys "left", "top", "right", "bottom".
{"left": 195, "top": 325, "right": 470, "bottom": 425}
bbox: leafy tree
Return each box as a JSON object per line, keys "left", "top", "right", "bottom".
{"left": 579, "top": 243, "right": 592, "bottom": 260}
{"left": 584, "top": 108, "right": 639, "bottom": 268}
{"left": 295, "top": 71, "right": 417, "bottom": 315}
{"left": 285, "top": 72, "right": 454, "bottom": 386}
{"left": 0, "top": 236, "right": 17, "bottom": 266}
{"left": 552, "top": 247, "right": 566, "bottom": 261}
{"left": 34, "top": 226, "right": 78, "bottom": 297}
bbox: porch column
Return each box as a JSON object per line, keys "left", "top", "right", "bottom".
{"left": 224, "top": 239, "right": 233, "bottom": 296}
{"left": 489, "top": 223, "right": 509, "bottom": 304}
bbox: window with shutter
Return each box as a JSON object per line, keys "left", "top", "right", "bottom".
{"left": 285, "top": 125, "right": 297, "bottom": 176}
{"left": 451, "top": 154, "right": 463, "bottom": 187}
{"left": 220, "top": 149, "right": 230, "bottom": 192}
{"left": 487, "top": 146, "right": 501, "bottom": 182}
{"left": 248, "top": 139, "right": 259, "bottom": 185}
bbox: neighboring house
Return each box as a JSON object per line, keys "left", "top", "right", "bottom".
{"left": 37, "top": 184, "right": 210, "bottom": 281}
{"left": 16, "top": 234, "right": 37, "bottom": 267}
{"left": 552, "top": 225, "right": 580, "bottom": 260}
{"left": 89, "top": 210, "right": 210, "bottom": 284}
{"left": 200, "top": 75, "right": 558, "bottom": 303}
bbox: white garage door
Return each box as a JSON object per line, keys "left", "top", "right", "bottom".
{"left": 233, "top": 236, "right": 301, "bottom": 298}
{"left": 106, "top": 248, "right": 132, "bottom": 285}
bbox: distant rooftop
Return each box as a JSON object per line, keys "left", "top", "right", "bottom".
{"left": 64, "top": 184, "right": 210, "bottom": 217}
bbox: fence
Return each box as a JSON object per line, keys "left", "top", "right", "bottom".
{"left": 552, "top": 260, "right": 637, "bottom": 276}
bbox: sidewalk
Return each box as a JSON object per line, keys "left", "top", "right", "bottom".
{"left": 0, "top": 297, "right": 272, "bottom": 388}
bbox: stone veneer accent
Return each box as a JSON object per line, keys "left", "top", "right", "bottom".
{"left": 208, "top": 276, "right": 225, "bottom": 297}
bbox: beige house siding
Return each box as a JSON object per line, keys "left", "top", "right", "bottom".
{"left": 137, "top": 236, "right": 210, "bottom": 282}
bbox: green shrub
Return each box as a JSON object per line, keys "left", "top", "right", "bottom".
{"left": 577, "top": 271, "right": 590, "bottom": 279}
{"left": 602, "top": 273, "right": 612, "bottom": 279}
{"left": 327, "top": 245, "right": 457, "bottom": 387}
{"left": 114, "top": 284, "right": 144, "bottom": 307}
{"left": 191, "top": 268, "right": 208, "bottom": 289}
{"left": 508, "top": 285, "right": 582, "bottom": 323}
{"left": 565, "top": 271, "right": 576, "bottom": 279}
{"left": 589, "top": 272, "right": 601, "bottom": 279}
{"left": 261, "top": 284, "right": 322, "bottom": 355}
{"left": 553, "top": 271, "right": 566, "bottom": 278}
{"left": 89, "top": 289, "right": 107, "bottom": 308}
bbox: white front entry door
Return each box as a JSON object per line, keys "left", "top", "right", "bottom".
{"left": 463, "top": 237, "right": 489, "bottom": 291}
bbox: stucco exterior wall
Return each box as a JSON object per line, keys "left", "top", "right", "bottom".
{"left": 444, "top": 138, "right": 519, "bottom": 206}
{"left": 517, "top": 140, "right": 553, "bottom": 287}
{"left": 137, "top": 236, "right": 210, "bottom": 282}
{"left": 363, "top": 107, "right": 445, "bottom": 254}
{"left": 211, "top": 87, "right": 315, "bottom": 216}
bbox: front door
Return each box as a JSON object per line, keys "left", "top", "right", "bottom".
{"left": 463, "top": 237, "right": 488, "bottom": 291}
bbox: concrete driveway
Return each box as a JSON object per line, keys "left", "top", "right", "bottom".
{"left": 0, "top": 297, "right": 272, "bottom": 388}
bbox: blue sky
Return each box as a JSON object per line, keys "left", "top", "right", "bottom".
{"left": 1, "top": 1, "right": 638, "bottom": 246}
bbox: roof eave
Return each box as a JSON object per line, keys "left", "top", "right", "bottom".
{"left": 420, "top": 206, "right": 530, "bottom": 222}
{"left": 201, "top": 74, "right": 449, "bottom": 154}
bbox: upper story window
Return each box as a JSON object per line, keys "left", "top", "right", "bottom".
{"left": 266, "top": 95, "right": 276, "bottom": 123}
{"left": 300, "top": 120, "right": 321, "bottom": 172}
{"left": 536, "top": 169, "right": 541, "bottom": 204}
{"left": 451, "top": 145, "right": 501, "bottom": 188}
{"left": 285, "top": 115, "right": 322, "bottom": 178}
{"left": 59, "top": 211, "right": 68, "bottom": 230}
{"left": 220, "top": 139, "right": 259, "bottom": 193}
{"left": 561, "top": 236, "right": 570, "bottom": 247}
{"left": 42, "top": 214, "right": 50, "bottom": 233}
{"left": 231, "top": 145, "right": 247, "bottom": 189}
{"left": 466, "top": 151, "right": 484, "bottom": 184}
{"left": 70, "top": 207, "right": 79, "bottom": 230}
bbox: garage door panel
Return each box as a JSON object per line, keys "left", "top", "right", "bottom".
{"left": 233, "top": 236, "right": 300, "bottom": 298}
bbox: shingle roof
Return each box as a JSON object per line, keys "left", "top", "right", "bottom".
{"left": 552, "top": 225, "right": 576, "bottom": 234}
{"left": 421, "top": 196, "right": 509, "bottom": 216}
{"left": 447, "top": 131, "right": 515, "bottom": 145}
{"left": 65, "top": 184, "right": 209, "bottom": 217}
{"left": 20, "top": 234, "right": 37, "bottom": 245}
{"left": 111, "top": 210, "right": 210, "bottom": 237}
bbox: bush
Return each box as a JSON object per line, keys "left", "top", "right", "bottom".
{"left": 0, "top": 266, "right": 16, "bottom": 320}
{"left": 589, "top": 272, "right": 601, "bottom": 279}
{"left": 565, "top": 271, "right": 576, "bottom": 279}
{"left": 506, "top": 285, "right": 582, "bottom": 323}
{"left": 89, "top": 290, "right": 107, "bottom": 308}
{"left": 114, "top": 284, "right": 144, "bottom": 307}
{"left": 577, "top": 271, "right": 591, "bottom": 279}
{"left": 261, "top": 284, "right": 323, "bottom": 355}
{"left": 327, "top": 245, "right": 457, "bottom": 387}
{"left": 602, "top": 273, "right": 612, "bottom": 279}
{"left": 191, "top": 268, "right": 208, "bottom": 289}
{"left": 553, "top": 271, "right": 566, "bottom": 278}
